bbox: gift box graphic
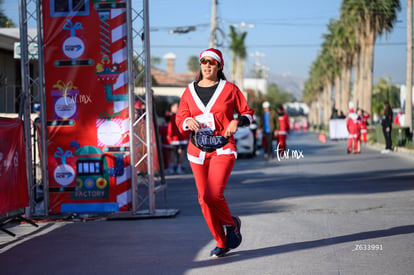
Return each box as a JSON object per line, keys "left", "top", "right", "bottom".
{"left": 96, "top": 55, "right": 127, "bottom": 102}
{"left": 51, "top": 80, "right": 79, "bottom": 120}
{"left": 97, "top": 109, "right": 124, "bottom": 147}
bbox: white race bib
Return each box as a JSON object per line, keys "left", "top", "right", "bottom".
{"left": 195, "top": 113, "right": 215, "bottom": 134}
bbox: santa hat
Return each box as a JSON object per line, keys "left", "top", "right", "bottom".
{"left": 200, "top": 48, "right": 224, "bottom": 69}
{"left": 135, "top": 102, "right": 142, "bottom": 109}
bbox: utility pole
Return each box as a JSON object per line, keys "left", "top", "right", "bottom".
{"left": 209, "top": 0, "right": 217, "bottom": 48}
{"left": 406, "top": 0, "right": 413, "bottom": 135}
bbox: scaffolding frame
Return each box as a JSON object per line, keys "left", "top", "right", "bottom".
{"left": 18, "top": 0, "right": 48, "bottom": 217}
{"left": 18, "top": 0, "right": 178, "bottom": 218}
{"left": 126, "top": 0, "right": 177, "bottom": 217}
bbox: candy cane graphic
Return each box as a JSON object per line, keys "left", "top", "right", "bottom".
{"left": 95, "top": 1, "right": 128, "bottom": 102}
{"left": 94, "top": 1, "right": 131, "bottom": 211}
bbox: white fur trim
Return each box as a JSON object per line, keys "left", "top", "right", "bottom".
{"left": 217, "top": 147, "right": 237, "bottom": 159}
{"left": 187, "top": 151, "right": 206, "bottom": 165}
{"left": 189, "top": 80, "right": 226, "bottom": 114}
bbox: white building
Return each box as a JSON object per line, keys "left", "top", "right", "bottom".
{"left": 243, "top": 78, "right": 268, "bottom": 95}
{"left": 400, "top": 85, "right": 414, "bottom": 108}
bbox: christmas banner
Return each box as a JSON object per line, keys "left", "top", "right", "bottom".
{"left": 0, "top": 118, "right": 29, "bottom": 216}
{"left": 42, "top": 0, "right": 132, "bottom": 213}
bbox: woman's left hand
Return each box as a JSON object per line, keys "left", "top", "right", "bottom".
{"left": 224, "top": 120, "right": 239, "bottom": 138}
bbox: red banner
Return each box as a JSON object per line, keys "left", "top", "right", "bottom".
{"left": 42, "top": 0, "right": 132, "bottom": 213}
{"left": 0, "top": 118, "right": 29, "bottom": 216}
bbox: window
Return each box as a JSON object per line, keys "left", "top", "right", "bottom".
{"left": 77, "top": 159, "right": 103, "bottom": 175}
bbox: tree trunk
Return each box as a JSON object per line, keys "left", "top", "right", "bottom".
{"left": 334, "top": 74, "right": 341, "bottom": 112}
{"left": 358, "top": 37, "right": 366, "bottom": 111}
{"left": 352, "top": 52, "right": 361, "bottom": 109}
{"left": 341, "top": 64, "right": 351, "bottom": 114}
{"left": 322, "top": 86, "right": 327, "bottom": 126}
{"left": 238, "top": 58, "right": 244, "bottom": 90}
{"left": 317, "top": 93, "right": 322, "bottom": 128}
{"left": 232, "top": 55, "right": 237, "bottom": 82}
{"left": 325, "top": 81, "right": 333, "bottom": 125}
{"left": 406, "top": 0, "right": 413, "bottom": 133}
{"left": 363, "top": 29, "right": 375, "bottom": 116}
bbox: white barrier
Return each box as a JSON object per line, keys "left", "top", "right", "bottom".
{"left": 329, "top": 119, "right": 348, "bottom": 140}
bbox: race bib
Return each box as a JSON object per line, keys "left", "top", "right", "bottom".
{"left": 195, "top": 113, "right": 215, "bottom": 134}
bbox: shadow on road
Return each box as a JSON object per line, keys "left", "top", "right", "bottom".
{"left": 188, "top": 224, "right": 414, "bottom": 268}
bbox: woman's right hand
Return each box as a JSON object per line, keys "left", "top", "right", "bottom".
{"left": 186, "top": 118, "right": 200, "bottom": 131}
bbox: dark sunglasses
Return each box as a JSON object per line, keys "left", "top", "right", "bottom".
{"left": 200, "top": 58, "right": 219, "bottom": 66}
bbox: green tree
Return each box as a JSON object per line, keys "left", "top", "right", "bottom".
{"left": 134, "top": 56, "right": 158, "bottom": 87}
{"left": 151, "top": 57, "right": 161, "bottom": 67}
{"left": 229, "top": 25, "right": 247, "bottom": 85}
{"left": 372, "top": 77, "right": 400, "bottom": 117}
{"left": 0, "top": 0, "right": 15, "bottom": 27}
{"left": 187, "top": 56, "right": 199, "bottom": 73}
{"left": 305, "top": 0, "right": 401, "bottom": 129}
{"left": 266, "top": 83, "right": 296, "bottom": 106}
{"left": 342, "top": 0, "right": 401, "bottom": 114}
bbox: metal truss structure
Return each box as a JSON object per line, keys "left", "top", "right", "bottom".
{"left": 126, "top": 0, "right": 177, "bottom": 217}
{"left": 18, "top": 0, "right": 48, "bottom": 217}
{"left": 18, "top": 0, "right": 177, "bottom": 218}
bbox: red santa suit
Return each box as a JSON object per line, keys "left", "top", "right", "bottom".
{"left": 360, "top": 113, "right": 370, "bottom": 143}
{"left": 175, "top": 79, "right": 254, "bottom": 249}
{"left": 158, "top": 117, "right": 170, "bottom": 169}
{"left": 276, "top": 109, "right": 290, "bottom": 155}
{"left": 167, "top": 113, "right": 189, "bottom": 146}
{"left": 346, "top": 109, "right": 361, "bottom": 153}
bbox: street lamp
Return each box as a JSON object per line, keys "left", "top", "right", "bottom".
{"left": 231, "top": 21, "right": 255, "bottom": 33}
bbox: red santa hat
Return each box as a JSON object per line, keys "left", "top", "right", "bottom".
{"left": 200, "top": 48, "right": 224, "bottom": 69}
{"left": 135, "top": 102, "right": 142, "bottom": 109}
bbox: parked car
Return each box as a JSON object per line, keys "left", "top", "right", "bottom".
{"left": 234, "top": 126, "right": 255, "bottom": 158}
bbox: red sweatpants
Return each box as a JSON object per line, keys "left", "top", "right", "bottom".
{"left": 190, "top": 152, "right": 236, "bottom": 249}
{"left": 348, "top": 135, "right": 360, "bottom": 153}
{"left": 361, "top": 129, "right": 367, "bottom": 143}
{"left": 277, "top": 134, "right": 287, "bottom": 155}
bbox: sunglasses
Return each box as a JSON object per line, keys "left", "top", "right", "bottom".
{"left": 200, "top": 58, "right": 219, "bottom": 66}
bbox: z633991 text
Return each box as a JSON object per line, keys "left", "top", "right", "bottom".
{"left": 352, "top": 244, "right": 383, "bottom": 251}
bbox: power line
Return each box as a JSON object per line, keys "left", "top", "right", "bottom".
{"left": 151, "top": 42, "right": 406, "bottom": 49}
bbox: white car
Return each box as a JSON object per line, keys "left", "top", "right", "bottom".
{"left": 234, "top": 126, "right": 255, "bottom": 158}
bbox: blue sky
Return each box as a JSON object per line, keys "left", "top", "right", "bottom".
{"left": 3, "top": 0, "right": 408, "bottom": 84}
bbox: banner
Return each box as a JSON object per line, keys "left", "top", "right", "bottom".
{"left": 42, "top": 0, "right": 132, "bottom": 213}
{"left": 0, "top": 118, "right": 29, "bottom": 216}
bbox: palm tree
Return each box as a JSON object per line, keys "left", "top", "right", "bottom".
{"left": 406, "top": 0, "right": 413, "bottom": 133}
{"left": 324, "top": 19, "right": 356, "bottom": 116}
{"left": 342, "top": 0, "right": 401, "bottom": 116}
{"left": 303, "top": 56, "right": 325, "bottom": 128}
{"left": 335, "top": 13, "right": 358, "bottom": 113}
{"left": 0, "top": 0, "right": 14, "bottom": 27}
{"left": 229, "top": 25, "right": 247, "bottom": 87}
{"left": 187, "top": 56, "right": 199, "bottom": 73}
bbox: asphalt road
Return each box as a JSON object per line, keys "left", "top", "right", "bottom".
{"left": 1, "top": 131, "right": 413, "bottom": 275}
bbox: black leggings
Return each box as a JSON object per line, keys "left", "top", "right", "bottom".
{"left": 265, "top": 133, "right": 274, "bottom": 157}
{"left": 382, "top": 126, "right": 392, "bottom": 150}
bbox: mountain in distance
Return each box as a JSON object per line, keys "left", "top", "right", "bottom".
{"left": 267, "top": 72, "right": 306, "bottom": 101}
